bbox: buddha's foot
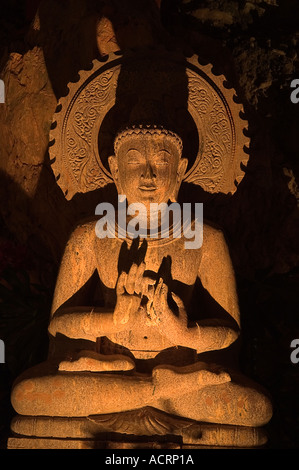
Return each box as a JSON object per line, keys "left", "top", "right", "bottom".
{"left": 58, "top": 350, "right": 135, "bottom": 372}
{"left": 152, "top": 363, "right": 230, "bottom": 399}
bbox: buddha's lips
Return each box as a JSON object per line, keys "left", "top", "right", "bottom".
{"left": 138, "top": 186, "right": 157, "bottom": 191}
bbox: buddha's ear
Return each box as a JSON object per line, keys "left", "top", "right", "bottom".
{"left": 108, "top": 155, "right": 121, "bottom": 192}
{"left": 108, "top": 155, "right": 117, "bottom": 178}
{"left": 178, "top": 158, "right": 188, "bottom": 182}
{"left": 170, "top": 158, "right": 188, "bottom": 203}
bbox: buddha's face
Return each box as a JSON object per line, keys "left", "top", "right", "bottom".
{"left": 109, "top": 133, "right": 188, "bottom": 208}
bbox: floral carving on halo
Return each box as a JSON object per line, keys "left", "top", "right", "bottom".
{"left": 50, "top": 50, "right": 249, "bottom": 199}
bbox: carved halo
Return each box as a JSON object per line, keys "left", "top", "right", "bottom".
{"left": 49, "top": 48, "right": 249, "bottom": 200}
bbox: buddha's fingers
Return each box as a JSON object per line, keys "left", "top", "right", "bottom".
{"left": 141, "top": 277, "right": 156, "bottom": 299}
{"left": 126, "top": 263, "right": 156, "bottom": 297}
{"left": 145, "top": 278, "right": 165, "bottom": 326}
{"left": 170, "top": 292, "right": 184, "bottom": 309}
{"left": 150, "top": 278, "right": 167, "bottom": 313}
{"left": 154, "top": 278, "right": 164, "bottom": 300}
{"left": 134, "top": 262, "right": 146, "bottom": 294}
{"left": 116, "top": 271, "right": 127, "bottom": 295}
{"left": 170, "top": 292, "right": 188, "bottom": 327}
{"left": 125, "top": 263, "right": 138, "bottom": 294}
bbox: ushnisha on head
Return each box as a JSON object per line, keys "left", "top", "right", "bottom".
{"left": 113, "top": 125, "right": 183, "bottom": 155}
{"left": 108, "top": 125, "right": 188, "bottom": 207}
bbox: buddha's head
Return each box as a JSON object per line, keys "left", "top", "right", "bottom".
{"left": 108, "top": 126, "right": 188, "bottom": 209}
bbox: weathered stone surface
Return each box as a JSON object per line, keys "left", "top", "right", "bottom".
{"left": 9, "top": 410, "right": 267, "bottom": 448}
{"left": 7, "top": 437, "right": 181, "bottom": 449}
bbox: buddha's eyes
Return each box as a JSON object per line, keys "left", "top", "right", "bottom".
{"left": 126, "top": 150, "right": 143, "bottom": 164}
{"left": 155, "top": 158, "right": 169, "bottom": 165}
{"left": 154, "top": 151, "right": 170, "bottom": 166}
{"left": 125, "top": 150, "right": 171, "bottom": 166}
{"left": 128, "top": 159, "right": 141, "bottom": 165}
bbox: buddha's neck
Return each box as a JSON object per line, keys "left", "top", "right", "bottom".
{"left": 107, "top": 196, "right": 183, "bottom": 240}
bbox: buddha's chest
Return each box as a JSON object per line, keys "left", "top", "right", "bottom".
{"left": 95, "top": 237, "right": 202, "bottom": 292}
{"left": 95, "top": 237, "right": 202, "bottom": 359}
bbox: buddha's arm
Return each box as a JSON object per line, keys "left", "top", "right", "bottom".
{"left": 49, "top": 221, "right": 117, "bottom": 341}
{"left": 181, "top": 227, "right": 240, "bottom": 352}
{"left": 198, "top": 226, "right": 240, "bottom": 327}
{"left": 151, "top": 227, "right": 240, "bottom": 353}
{"left": 152, "top": 291, "right": 239, "bottom": 354}
{"left": 48, "top": 306, "right": 122, "bottom": 341}
{"left": 49, "top": 228, "right": 150, "bottom": 340}
{"left": 171, "top": 317, "right": 240, "bottom": 354}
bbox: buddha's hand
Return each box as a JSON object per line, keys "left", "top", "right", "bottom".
{"left": 113, "top": 262, "right": 156, "bottom": 328}
{"left": 147, "top": 278, "right": 187, "bottom": 340}
{"left": 148, "top": 279, "right": 239, "bottom": 352}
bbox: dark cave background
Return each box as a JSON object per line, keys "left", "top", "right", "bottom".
{"left": 0, "top": 0, "right": 298, "bottom": 449}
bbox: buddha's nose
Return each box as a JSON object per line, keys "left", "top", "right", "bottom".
{"left": 142, "top": 163, "right": 156, "bottom": 180}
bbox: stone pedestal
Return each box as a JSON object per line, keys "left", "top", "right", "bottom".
{"left": 7, "top": 408, "right": 267, "bottom": 449}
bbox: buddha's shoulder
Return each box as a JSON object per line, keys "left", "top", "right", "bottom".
{"left": 202, "top": 220, "right": 227, "bottom": 247}
{"left": 67, "top": 217, "right": 120, "bottom": 248}
{"left": 66, "top": 217, "right": 98, "bottom": 245}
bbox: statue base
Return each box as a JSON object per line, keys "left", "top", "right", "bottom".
{"left": 7, "top": 407, "right": 268, "bottom": 449}
{"left": 7, "top": 437, "right": 263, "bottom": 449}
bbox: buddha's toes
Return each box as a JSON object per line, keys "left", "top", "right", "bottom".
{"left": 152, "top": 365, "right": 231, "bottom": 399}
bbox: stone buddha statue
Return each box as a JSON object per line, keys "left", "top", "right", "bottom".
{"left": 8, "top": 52, "right": 272, "bottom": 448}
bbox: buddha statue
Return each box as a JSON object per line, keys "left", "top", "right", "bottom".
{"left": 8, "top": 52, "right": 272, "bottom": 448}
{"left": 9, "top": 124, "right": 272, "bottom": 448}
